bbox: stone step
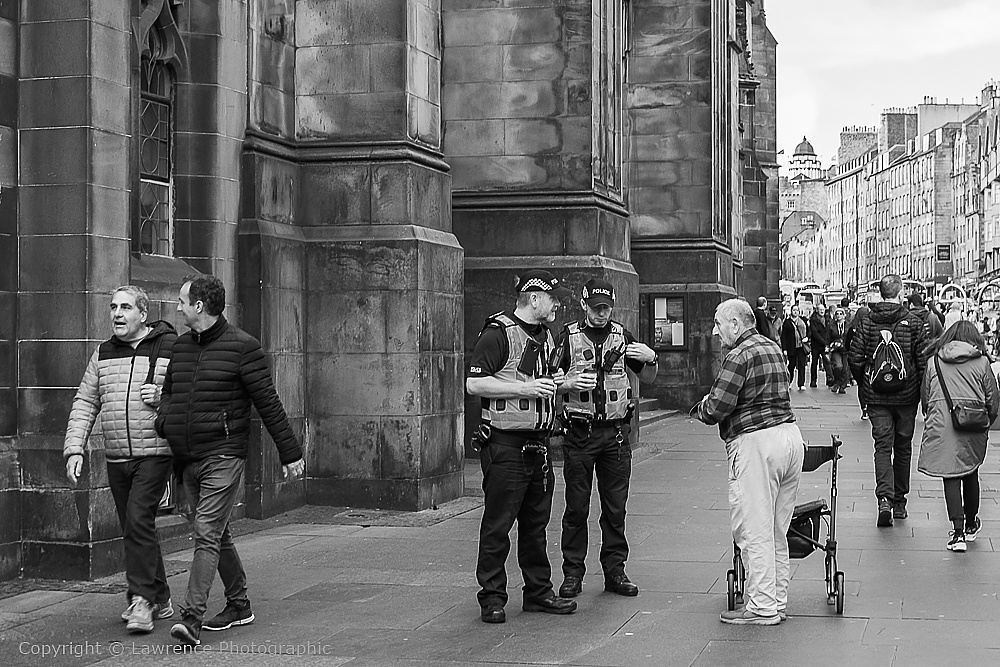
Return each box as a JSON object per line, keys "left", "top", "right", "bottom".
{"left": 637, "top": 397, "right": 659, "bottom": 412}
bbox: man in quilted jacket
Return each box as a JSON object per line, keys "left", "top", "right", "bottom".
{"left": 848, "top": 274, "right": 928, "bottom": 528}
{"left": 156, "top": 275, "right": 304, "bottom": 647}
{"left": 64, "top": 285, "right": 177, "bottom": 634}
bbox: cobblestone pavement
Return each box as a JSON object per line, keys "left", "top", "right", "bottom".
{"left": 3, "top": 384, "right": 1000, "bottom": 666}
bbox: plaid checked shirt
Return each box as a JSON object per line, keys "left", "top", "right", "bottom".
{"left": 698, "top": 329, "right": 795, "bottom": 443}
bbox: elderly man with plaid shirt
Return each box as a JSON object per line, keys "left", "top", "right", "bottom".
{"left": 696, "top": 298, "right": 804, "bottom": 625}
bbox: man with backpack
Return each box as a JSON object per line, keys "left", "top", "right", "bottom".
{"left": 848, "top": 274, "right": 928, "bottom": 527}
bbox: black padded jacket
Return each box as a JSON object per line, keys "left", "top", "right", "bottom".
{"left": 848, "top": 301, "right": 927, "bottom": 406}
{"left": 155, "top": 316, "right": 302, "bottom": 464}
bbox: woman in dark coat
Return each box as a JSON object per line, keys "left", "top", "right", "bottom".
{"left": 780, "top": 305, "right": 809, "bottom": 390}
{"left": 918, "top": 321, "right": 1000, "bottom": 552}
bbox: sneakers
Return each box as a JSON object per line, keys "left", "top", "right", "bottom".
{"left": 947, "top": 531, "right": 967, "bottom": 552}
{"left": 877, "top": 498, "right": 893, "bottom": 527}
{"left": 170, "top": 615, "right": 202, "bottom": 646}
{"left": 720, "top": 608, "right": 781, "bottom": 625}
{"left": 155, "top": 598, "right": 175, "bottom": 620}
{"left": 861, "top": 409, "right": 869, "bottom": 420}
{"left": 966, "top": 516, "right": 982, "bottom": 542}
{"left": 777, "top": 608, "right": 788, "bottom": 621}
{"left": 203, "top": 601, "right": 255, "bottom": 631}
{"left": 125, "top": 596, "right": 154, "bottom": 634}
{"left": 122, "top": 596, "right": 173, "bottom": 622}
{"left": 893, "top": 502, "right": 907, "bottom": 520}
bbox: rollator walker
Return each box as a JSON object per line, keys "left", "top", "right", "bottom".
{"left": 726, "top": 434, "right": 845, "bottom": 614}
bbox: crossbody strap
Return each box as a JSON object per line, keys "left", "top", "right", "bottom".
{"left": 934, "top": 356, "right": 956, "bottom": 413}
{"left": 144, "top": 334, "right": 163, "bottom": 385}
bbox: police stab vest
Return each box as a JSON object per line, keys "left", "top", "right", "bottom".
{"left": 561, "top": 321, "right": 632, "bottom": 420}
{"left": 480, "top": 313, "right": 557, "bottom": 431}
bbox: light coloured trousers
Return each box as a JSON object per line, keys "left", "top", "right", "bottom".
{"left": 727, "top": 422, "right": 804, "bottom": 615}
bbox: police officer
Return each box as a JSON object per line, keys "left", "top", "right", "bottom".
{"left": 556, "top": 278, "right": 657, "bottom": 599}
{"left": 467, "top": 269, "right": 579, "bottom": 624}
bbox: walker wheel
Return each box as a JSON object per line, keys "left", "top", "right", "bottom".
{"left": 835, "top": 572, "right": 845, "bottom": 614}
{"left": 727, "top": 570, "right": 737, "bottom": 611}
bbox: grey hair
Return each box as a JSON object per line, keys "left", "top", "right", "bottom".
{"left": 112, "top": 285, "right": 150, "bottom": 313}
{"left": 716, "top": 298, "right": 756, "bottom": 328}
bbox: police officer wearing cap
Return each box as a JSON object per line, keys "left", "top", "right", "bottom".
{"left": 467, "top": 269, "right": 579, "bottom": 624}
{"left": 555, "top": 278, "right": 657, "bottom": 599}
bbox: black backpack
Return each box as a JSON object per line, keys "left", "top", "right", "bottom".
{"left": 866, "top": 321, "right": 908, "bottom": 393}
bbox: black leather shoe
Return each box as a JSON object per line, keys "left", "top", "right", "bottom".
{"left": 481, "top": 606, "right": 506, "bottom": 624}
{"left": 522, "top": 595, "right": 577, "bottom": 614}
{"left": 604, "top": 573, "right": 639, "bottom": 597}
{"left": 559, "top": 575, "right": 582, "bottom": 598}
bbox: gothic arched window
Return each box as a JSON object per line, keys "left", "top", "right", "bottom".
{"left": 138, "top": 56, "right": 174, "bottom": 255}
{"left": 131, "top": 0, "right": 186, "bottom": 256}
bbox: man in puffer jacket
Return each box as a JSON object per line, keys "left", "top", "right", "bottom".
{"left": 156, "top": 275, "right": 304, "bottom": 647}
{"left": 64, "top": 285, "right": 177, "bottom": 635}
{"left": 848, "top": 274, "right": 927, "bottom": 528}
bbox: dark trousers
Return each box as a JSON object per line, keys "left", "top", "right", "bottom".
{"left": 180, "top": 455, "right": 249, "bottom": 621}
{"left": 787, "top": 348, "right": 807, "bottom": 387}
{"left": 810, "top": 345, "right": 830, "bottom": 385}
{"left": 829, "top": 351, "right": 849, "bottom": 389}
{"left": 944, "top": 471, "right": 980, "bottom": 530}
{"left": 561, "top": 422, "right": 632, "bottom": 579}
{"left": 850, "top": 367, "right": 868, "bottom": 410}
{"left": 868, "top": 404, "right": 918, "bottom": 503}
{"left": 477, "top": 439, "right": 556, "bottom": 609}
{"left": 107, "top": 456, "right": 173, "bottom": 605}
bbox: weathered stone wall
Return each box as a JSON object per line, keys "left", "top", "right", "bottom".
{"left": 294, "top": 0, "right": 464, "bottom": 510}
{"left": 0, "top": 0, "right": 18, "bottom": 580}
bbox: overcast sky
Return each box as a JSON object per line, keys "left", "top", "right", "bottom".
{"left": 765, "top": 0, "right": 1000, "bottom": 167}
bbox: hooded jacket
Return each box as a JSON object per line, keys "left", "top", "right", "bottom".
{"left": 918, "top": 341, "right": 999, "bottom": 478}
{"left": 63, "top": 320, "right": 176, "bottom": 461}
{"left": 155, "top": 316, "right": 302, "bottom": 465}
{"left": 848, "top": 301, "right": 927, "bottom": 406}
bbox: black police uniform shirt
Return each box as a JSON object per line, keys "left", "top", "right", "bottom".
{"left": 555, "top": 320, "right": 646, "bottom": 376}
{"left": 468, "top": 310, "right": 551, "bottom": 379}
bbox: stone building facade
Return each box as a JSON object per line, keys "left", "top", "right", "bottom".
{"left": 0, "top": 0, "right": 777, "bottom": 580}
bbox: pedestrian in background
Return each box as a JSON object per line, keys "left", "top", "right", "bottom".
{"left": 767, "top": 304, "right": 783, "bottom": 343}
{"left": 848, "top": 274, "right": 927, "bottom": 528}
{"left": 156, "top": 275, "right": 305, "bottom": 646}
{"left": 696, "top": 299, "right": 803, "bottom": 625}
{"left": 907, "top": 293, "right": 943, "bottom": 353}
{"left": 826, "top": 307, "right": 850, "bottom": 394}
{"left": 555, "top": 278, "right": 657, "bottom": 601}
{"left": 780, "top": 305, "right": 808, "bottom": 390}
{"left": 466, "top": 270, "right": 577, "bottom": 624}
{"left": 944, "top": 301, "right": 964, "bottom": 330}
{"left": 809, "top": 303, "right": 831, "bottom": 388}
{"left": 918, "top": 321, "right": 999, "bottom": 552}
{"left": 64, "top": 286, "right": 176, "bottom": 634}
{"left": 754, "top": 297, "right": 770, "bottom": 338}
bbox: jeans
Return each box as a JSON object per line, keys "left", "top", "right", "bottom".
{"left": 786, "top": 348, "right": 807, "bottom": 387}
{"left": 944, "top": 471, "right": 980, "bottom": 530}
{"left": 809, "top": 346, "right": 830, "bottom": 385}
{"left": 829, "top": 351, "right": 849, "bottom": 389}
{"left": 727, "top": 422, "right": 803, "bottom": 615}
{"left": 180, "top": 455, "right": 249, "bottom": 621}
{"left": 477, "top": 437, "right": 556, "bottom": 609}
{"left": 868, "top": 404, "right": 918, "bottom": 503}
{"left": 561, "top": 422, "right": 632, "bottom": 579}
{"left": 107, "top": 456, "right": 173, "bottom": 605}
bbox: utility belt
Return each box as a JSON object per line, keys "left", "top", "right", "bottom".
{"left": 560, "top": 412, "right": 631, "bottom": 461}
{"left": 472, "top": 424, "right": 552, "bottom": 490}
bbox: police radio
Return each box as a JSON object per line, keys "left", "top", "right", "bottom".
{"left": 517, "top": 338, "right": 542, "bottom": 376}
{"left": 602, "top": 342, "right": 627, "bottom": 373}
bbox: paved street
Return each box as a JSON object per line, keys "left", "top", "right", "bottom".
{"left": 3, "top": 385, "right": 1000, "bottom": 666}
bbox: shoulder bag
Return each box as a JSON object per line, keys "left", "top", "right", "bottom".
{"left": 935, "top": 356, "right": 991, "bottom": 433}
